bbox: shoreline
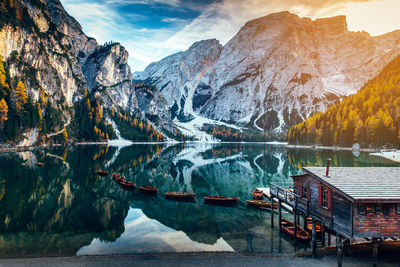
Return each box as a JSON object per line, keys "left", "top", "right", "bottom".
{"left": 0, "top": 140, "right": 396, "bottom": 156}
{"left": 286, "top": 144, "right": 379, "bottom": 152}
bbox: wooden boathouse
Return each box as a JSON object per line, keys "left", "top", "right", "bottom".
{"left": 269, "top": 163, "right": 400, "bottom": 266}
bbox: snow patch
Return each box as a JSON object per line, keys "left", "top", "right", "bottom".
{"left": 370, "top": 150, "right": 400, "bottom": 163}
{"left": 108, "top": 120, "right": 133, "bottom": 147}
{"left": 174, "top": 114, "right": 243, "bottom": 142}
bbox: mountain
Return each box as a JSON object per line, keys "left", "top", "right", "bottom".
{"left": 135, "top": 11, "right": 400, "bottom": 136}
{"left": 288, "top": 54, "right": 400, "bottom": 148}
{"left": 134, "top": 39, "right": 223, "bottom": 121}
{"left": 0, "top": 0, "right": 173, "bottom": 144}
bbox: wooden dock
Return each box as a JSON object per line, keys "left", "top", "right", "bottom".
{"left": 257, "top": 187, "right": 293, "bottom": 212}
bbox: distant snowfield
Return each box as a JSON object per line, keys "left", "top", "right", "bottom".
{"left": 370, "top": 151, "right": 400, "bottom": 163}
{"left": 173, "top": 115, "right": 242, "bottom": 142}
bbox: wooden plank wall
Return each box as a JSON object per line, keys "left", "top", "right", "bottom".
{"left": 353, "top": 204, "right": 400, "bottom": 238}
{"left": 332, "top": 193, "right": 352, "bottom": 236}
{"left": 293, "top": 174, "right": 352, "bottom": 236}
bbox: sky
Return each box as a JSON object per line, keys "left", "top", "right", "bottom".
{"left": 60, "top": 0, "right": 400, "bottom": 72}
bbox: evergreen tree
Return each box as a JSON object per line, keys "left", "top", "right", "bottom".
{"left": 288, "top": 54, "right": 400, "bottom": 148}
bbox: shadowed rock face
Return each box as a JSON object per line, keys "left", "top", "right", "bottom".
{"left": 135, "top": 11, "right": 400, "bottom": 133}
{"left": 0, "top": 0, "right": 138, "bottom": 140}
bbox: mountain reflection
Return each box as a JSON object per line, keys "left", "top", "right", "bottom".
{"left": 0, "top": 143, "right": 398, "bottom": 257}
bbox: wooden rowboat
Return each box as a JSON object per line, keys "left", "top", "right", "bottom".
{"left": 165, "top": 192, "right": 196, "bottom": 201}
{"left": 281, "top": 219, "right": 311, "bottom": 242}
{"left": 247, "top": 199, "right": 278, "bottom": 209}
{"left": 115, "top": 176, "right": 125, "bottom": 184}
{"left": 112, "top": 173, "right": 120, "bottom": 179}
{"left": 204, "top": 196, "right": 239, "bottom": 205}
{"left": 252, "top": 189, "right": 264, "bottom": 200}
{"left": 119, "top": 181, "right": 136, "bottom": 190}
{"left": 138, "top": 186, "right": 158, "bottom": 194}
{"left": 97, "top": 170, "right": 109, "bottom": 176}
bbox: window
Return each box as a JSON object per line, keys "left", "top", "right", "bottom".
{"left": 383, "top": 204, "right": 391, "bottom": 216}
{"left": 321, "top": 187, "right": 328, "bottom": 208}
{"left": 397, "top": 204, "right": 400, "bottom": 215}
{"left": 358, "top": 205, "right": 365, "bottom": 215}
{"left": 376, "top": 204, "right": 382, "bottom": 214}
{"left": 302, "top": 186, "right": 308, "bottom": 200}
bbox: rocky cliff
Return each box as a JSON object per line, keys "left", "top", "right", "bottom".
{"left": 0, "top": 0, "right": 139, "bottom": 143}
{"left": 134, "top": 39, "right": 223, "bottom": 121}
{"left": 136, "top": 11, "right": 400, "bottom": 134}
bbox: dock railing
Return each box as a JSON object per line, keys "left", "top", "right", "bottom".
{"left": 270, "top": 182, "right": 299, "bottom": 207}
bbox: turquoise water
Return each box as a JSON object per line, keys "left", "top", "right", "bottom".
{"left": 0, "top": 143, "right": 398, "bottom": 257}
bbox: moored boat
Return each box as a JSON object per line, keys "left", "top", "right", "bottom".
{"left": 252, "top": 189, "right": 264, "bottom": 200}
{"left": 165, "top": 192, "right": 196, "bottom": 201}
{"left": 112, "top": 173, "right": 120, "bottom": 179}
{"left": 97, "top": 170, "right": 109, "bottom": 176}
{"left": 37, "top": 162, "right": 45, "bottom": 167}
{"left": 138, "top": 186, "right": 158, "bottom": 194}
{"left": 119, "top": 181, "right": 136, "bottom": 190}
{"left": 115, "top": 176, "right": 125, "bottom": 184}
{"left": 281, "top": 219, "right": 311, "bottom": 242}
{"left": 204, "top": 195, "right": 239, "bottom": 205}
{"left": 247, "top": 199, "right": 277, "bottom": 209}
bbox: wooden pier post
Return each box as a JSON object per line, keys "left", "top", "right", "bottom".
{"left": 327, "top": 233, "right": 331, "bottom": 246}
{"left": 294, "top": 199, "right": 298, "bottom": 244}
{"left": 336, "top": 234, "right": 344, "bottom": 267}
{"left": 271, "top": 197, "right": 274, "bottom": 228}
{"left": 278, "top": 200, "right": 282, "bottom": 232}
{"left": 372, "top": 238, "right": 378, "bottom": 267}
{"left": 311, "top": 218, "right": 317, "bottom": 257}
{"left": 321, "top": 228, "right": 326, "bottom": 247}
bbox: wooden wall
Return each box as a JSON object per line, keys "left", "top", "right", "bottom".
{"left": 293, "top": 174, "right": 352, "bottom": 237}
{"left": 353, "top": 203, "right": 400, "bottom": 238}
{"left": 293, "top": 174, "right": 400, "bottom": 239}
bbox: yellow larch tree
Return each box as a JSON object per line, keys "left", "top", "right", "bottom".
{"left": 0, "top": 98, "right": 8, "bottom": 129}
{"left": 14, "top": 81, "right": 28, "bottom": 116}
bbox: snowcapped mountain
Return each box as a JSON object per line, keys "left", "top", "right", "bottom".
{"left": 134, "top": 39, "right": 222, "bottom": 121}
{"left": 135, "top": 11, "right": 400, "bottom": 134}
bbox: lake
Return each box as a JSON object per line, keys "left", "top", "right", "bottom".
{"left": 0, "top": 143, "right": 398, "bottom": 258}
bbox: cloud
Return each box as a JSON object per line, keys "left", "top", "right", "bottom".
{"left": 105, "top": 0, "right": 181, "bottom": 7}
{"left": 61, "top": 0, "right": 390, "bottom": 72}
{"left": 164, "top": 0, "right": 377, "bottom": 49}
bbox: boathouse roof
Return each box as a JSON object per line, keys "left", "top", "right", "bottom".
{"left": 302, "top": 167, "right": 400, "bottom": 201}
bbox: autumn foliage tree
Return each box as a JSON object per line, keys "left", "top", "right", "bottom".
{"left": 13, "top": 80, "right": 28, "bottom": 116}
{"left": 0, "top": 98, "right": 8, "bottom": 129}
{"left": 288, "top": 55, "right": 400, "bottom": 148}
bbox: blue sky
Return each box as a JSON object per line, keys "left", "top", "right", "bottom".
{"left": 60, "top": 0, "right": 400, "bottom": 72}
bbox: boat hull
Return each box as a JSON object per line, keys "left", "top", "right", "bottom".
{"left": 252, "top": 189, "right": 264, "bottom": 200}
{"left": 204, "top": 196, "right": 239, "bottom": 206}
{"left": 247, "top": 200, "right": 277, "bottom": 209}
{"left": 281, "top": 219, "right": 311, "bottom": 242}
{"left": 138, "top": 186, "right": 158, "bottom": 194}
{"left": 165, "top": 192, "right": 196, "bottom": 201}
{"left": 120, "top": 182, "right": 136, "bottom": 191}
